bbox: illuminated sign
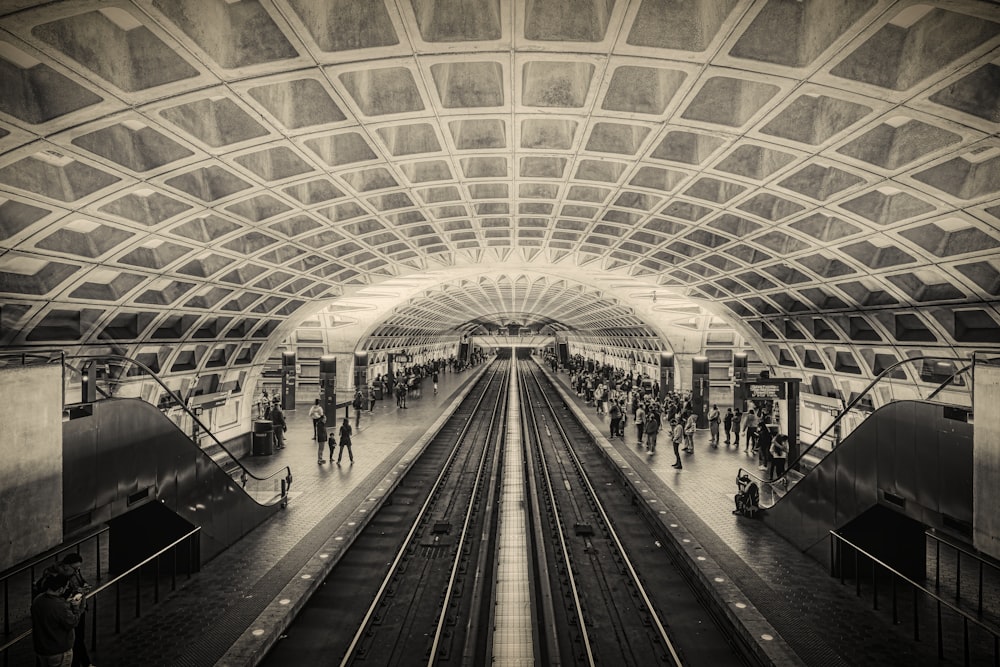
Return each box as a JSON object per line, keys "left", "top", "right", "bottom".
{"left": 748, "top": 383, "right": 785, "bottom": 400}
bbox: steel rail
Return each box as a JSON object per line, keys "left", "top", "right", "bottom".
{"left": 518, "top": 364, "right": 597, "bottom": 665}
{"left": 338, "top": 360, "right": 508, "bottom": 666}
{"left": 524, "top": 363, "right": 685, "bottom": 667}
{"left": 426, "top": 361, "right": 509, "bottom": 664}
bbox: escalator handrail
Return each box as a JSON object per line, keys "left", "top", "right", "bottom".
{"left": 739, "top": 355, "right": 971, "bottom": 503}
{"left": 63, "top": 353, "right": 291, "bottom": 493}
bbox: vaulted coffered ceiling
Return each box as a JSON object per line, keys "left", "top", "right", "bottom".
{"left": 1, "top": 0, "right": 999, "bottom": 386}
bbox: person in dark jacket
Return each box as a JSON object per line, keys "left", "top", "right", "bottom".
{"left": 316, "top": 415, "right": 328, "bottom": 464}
{"left": 31, "top": 573, "right": 83, "bottom": 667}
{"left": 337, "top": 417, "right": 354, "bottom": 464}
{"left": 270, "top": 400, "right": 286, "bottom": 450}
{"left": 723, "top": 408, "right": 734, "bottom": 445}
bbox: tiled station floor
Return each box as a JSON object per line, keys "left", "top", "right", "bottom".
{"left": 82, "top": 357, "right": 995, "bottom": 666}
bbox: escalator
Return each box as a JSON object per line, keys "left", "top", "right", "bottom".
{"left": 740, "top": 356, "right": 982, "bottom": 570}
{"left": 59, "top": 353, "right": 293, "bottom": 564}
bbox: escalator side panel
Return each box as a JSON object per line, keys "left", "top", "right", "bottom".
{"left": 940, "top": 428, "right": 974, "bottom": 527}
{"left": 63, "top": 398, "right": 282, "bottom": 561}
{"left": 913, "top": 407, "right": 941, "bottom": 521}
{"left": 764, "top": 400, "right": 974, "bottom": 554}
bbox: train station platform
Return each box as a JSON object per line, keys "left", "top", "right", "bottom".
{"left": 540, "top": 362, "right": 996, "bottom": 667}
{"left": 78, "top": 357, "right": 994, "bottom": 666}
{"left": 87, "top": 364, "right": 487, "bottom": 667}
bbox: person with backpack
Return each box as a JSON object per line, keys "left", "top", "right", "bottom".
{"left": 644, "top": 408, "right": 660, "bottom": 455}
{"left": 270, "top": 400, "right": 286, "bottom": 450}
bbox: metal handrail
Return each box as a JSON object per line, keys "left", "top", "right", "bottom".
{"left": 86, "top": 528, "right": 199, "bottom": 598}
{"left": 927, "top": 530, "right": 1000, "bottom": 617}
{"left": 830, "top": 531, "right": 1000, "bottom": 663}
{"left": 0, "top": 527, "right": 200, "bottom": 656}
{"left": 738, "top": 355, "right": 975, "bottom": 505}
{"left": 63, "top": 353, "right": 291, "bottom": 498}
{"left": 1, "top": 526, "right": 108, "bottom": 637}
{"left": 0, "top": 526, "right": 107, "bottom": 584}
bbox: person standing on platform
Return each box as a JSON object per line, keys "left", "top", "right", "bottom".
{"left": 31, "top": 572, "right": 83, "bottom": 667}
{"left": 644, "top": 408, "right": 660, "bottom": 455}
{"left": 270, "top": 399, "right": 286, "bottom": 450}
{"left": 337, "top": 417, "right": 354, "bottom": 464}
{"left": 684, "top": 412, "right": 697, "bottom": 452}
{"left": 308, "top": 399, "right": 324, "bottom": 441}
{"left": 758, "top": 423, "right": 773, "bottom": 473}
{"left": 742, "top": 408, "right": 758, "bottom": 453}
{"left": 316, "top": 415, "right": 328, "bottom": 464}
{"left": 60, "top": 554, "right": 92, "bottom": 667}
{"left": 432, "top": 371, "right": 439, "bottom": 395}
{"left": 732, "top": 407, "right": 742, "bottom": 447}
{"left": 708, "top": 404, "right": 721, "bottom": 447}
{"left": 723, "top": 408, "right": 734, "bottom": 445}
{"left": 608, "top": 401, "right": 622, "bottom": 438}
{"left": 670, "top": 418, "right": 684, "bottom": 469}
{"left": 353, "top": 390, "right": 363, "bottom": 428}
{"left": 634, "top": 403, "right": 646, "bottom": 447}
{"left": 770, "top": 434, "right": 788, "bottom": 483}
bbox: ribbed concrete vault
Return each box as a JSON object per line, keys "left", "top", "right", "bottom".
{"left": 2, "top": 0, "right": 1000, "bottom": 404}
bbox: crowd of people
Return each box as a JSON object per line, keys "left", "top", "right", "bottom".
{"left": 556, "top": 354, "right": 789, "bottom": 481}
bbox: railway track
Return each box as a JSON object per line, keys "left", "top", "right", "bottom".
{"left": 261, "top": 352, "right": 758, "bottom": 666}
{"left": 518, "top": 358, "right": 751, "bottom": 666}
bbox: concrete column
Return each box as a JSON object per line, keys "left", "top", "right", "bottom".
{"left": 974, "top": 363, "right": 1000, "bottom": 560}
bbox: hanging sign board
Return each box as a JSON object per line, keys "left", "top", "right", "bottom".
{"left": 747, "top": 383, "right": 786, "bottom": 400}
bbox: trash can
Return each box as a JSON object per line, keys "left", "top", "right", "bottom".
{"left": 252, "top": 420, "right": 274, "bottom": 456}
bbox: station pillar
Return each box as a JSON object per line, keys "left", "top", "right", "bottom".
{"left": 319, "top": 356, "right": 337, "bottom": 420}
{"left": 691, "top": 356, "right": 710, "bottom": 428}
{"left": 658, "top": 352, "right": 674, "bottom": 400}
{"left": 354, "top": 351, "right": 368, "bottom": 393}
{"left": 281, "top": 351, "right": 296, "bottom": 409}
{"left": 733, "top": 352, "right": 748, "bottom": 410}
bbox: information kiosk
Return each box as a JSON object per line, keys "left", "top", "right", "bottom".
{"left": 741, "top": 375, "right": 802, "bottom": 463}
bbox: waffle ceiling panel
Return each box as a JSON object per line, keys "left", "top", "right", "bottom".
{"left": 1, "top": 0, "right": 999, "bottom": 370}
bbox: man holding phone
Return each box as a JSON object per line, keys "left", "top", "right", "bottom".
{"left": 31, "top": 572, "right": 83, "bottom": 666}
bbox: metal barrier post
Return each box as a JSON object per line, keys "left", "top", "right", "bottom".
{"left": 892, "top": 575, "right": 898, "bottom": 624}
{"left": 115, "top": 583, "right": 121, "bottom": 634}
{"left": 957, "top": 551, "right": 962, "bottom": 601}
{"left": 979, "top": 562, "right": 984, "bottom": 616}
{"left": 873, "top": 559, "right": 879, "bottom": 610}
{"left": 938, "top": 600, "right": 944, "bottom": 659}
